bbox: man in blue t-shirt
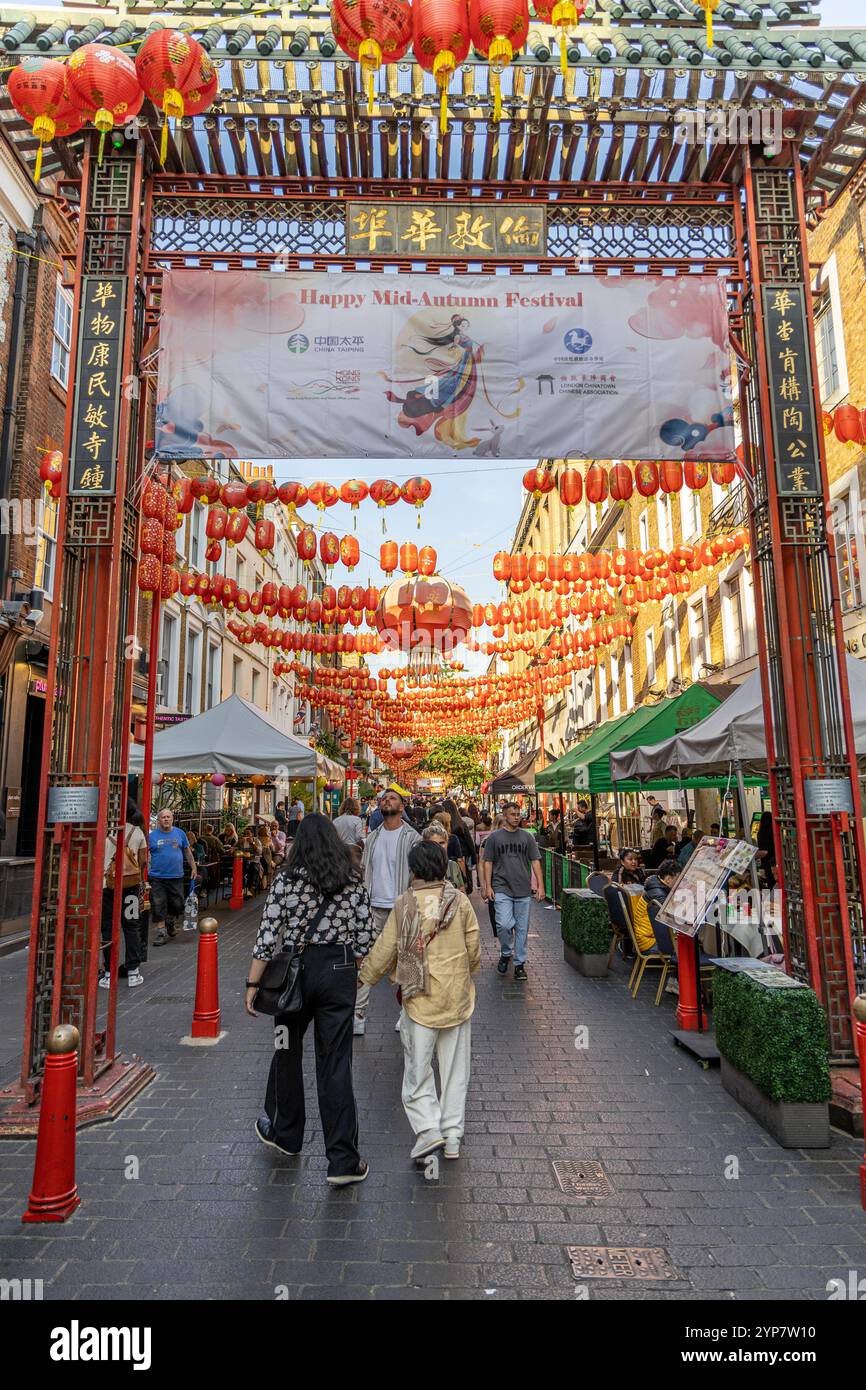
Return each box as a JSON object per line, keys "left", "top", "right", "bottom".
{"left": 148, "top": 808, "right": 198, "bottom": 948}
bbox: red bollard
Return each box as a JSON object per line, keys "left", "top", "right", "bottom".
{"left": 854, "top": 995, "right": 866, "bottom": 1211}
{"left": 191, "top": 916, "right": 221, "bottom": 1039}
{"left": 676, "top": 932, "right": 702, "bottom": 1033}
{"left": 229, "top": 850, "right": 244, "bottom": 910}
{"left": 22, "top": 1024, "right": 81, "bottom": 1223}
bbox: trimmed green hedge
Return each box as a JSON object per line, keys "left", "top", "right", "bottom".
{"left": 561, "top": 893, "right": 610, "bottom": 956}
{"left": 714, "top": 970, "right": 831, "bottom": 1104}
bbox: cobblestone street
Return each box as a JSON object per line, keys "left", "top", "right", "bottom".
{"left": 1, "top": 893, "right": 863, "bottom": 1302}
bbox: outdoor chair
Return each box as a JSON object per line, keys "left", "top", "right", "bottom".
{"left": 602, "top": 883, "right": 633, "bottom": 969}
{"left": 618, "top": 891, "right": 670, "bottom": 1003}
{"left": 587, "top": 872, "right": 609, "bottom": 898}
{"left": 647, "top": 901, "right": 676, "bottom": 1005}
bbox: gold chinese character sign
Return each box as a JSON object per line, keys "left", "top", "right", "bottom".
{"left": 70, "top": 276, "right": 127, "bottom": 496}
{"left": 761, "top": 285, "right": 822, "bottom": 498}
{"left": 346, "top": 203, "right": 547, "bottom": 259}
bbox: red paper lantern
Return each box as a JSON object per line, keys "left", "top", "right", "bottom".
{"left": 331, "top": 0, "right": 413, "bottom": 107}
{"left": 660, "top": 460, "right": 684, "bottom": 494}
{"left": 585, "top": 464, "right": 608, "bottom": 505}
{"left": 140, "top": 517, "right": 164, "bottom": 556}
{"left": 468, "top": 0, "right": 529, "bottom": 119}
{"left": 65, "top": 45, "right": 144, "bottom": 160}
{"left": 278, "top": 481, "right": 308, "bottom": 515}
{"left": 684, "top": 459, "right": 709, "bottom": 490}
{"left": 220, "top": 480, "right": 249, "bottom": 510}
{"left": 320, "top": 531, "right": 340, "bottom": 567}
{"left": 254, "top": 519, "right": 275, "bottom": 554}
{"left": 191, "top": 476, "right": 220, "bottom": 505}
{"left": 179, "top": 50, "right": 218, "bottom": 117}
{"left": 297, "top": 527, "right": 317, "bottom": 564}
{"left": 205, "top": 539, "right": 222, "bottom": 563}
{"left": 38, "top": 450, "right": 64, "bottom": 497}
{"left": 531, "top": 0, "right": 586, "bottom": 76}
{"left": 833, "top": 404, "right": 862, "bottom": 446}
{"left": 558, "top": 467, "right": 583, "bottom": 510}
{"left": 710, "top": 460, "right": 736, "bottom": 486}
{"left": 340, "top": 535, "right": 360, "bottom": 570}
{"left": 412, "top": 0, "right": 471, "bottom": 131}
{"left": 493, "top": 551, "right": 512, "bottom": 582}
{"left": 135, "top": 30, "right": 207, "bottom": 163}
{"left": 418, "top": 545, "right": 437, "bottom": 576}
{"left": 340, "top": 478, "right": 369, "bottom": 528}
{"left": 400, "top": 542, "right": 419, "bottom": 574}
{"left": 635, "top": 461, "right": 659, "bottom": 498}
{"left": 137, "top": 554, "right": 161, "bottom": 597}
{"left": 381, "top": 541, "right": 398, "bottom": 574}
{"left": 206, "top": 507, "right": 228, "bottom": 541}
{"left": 173, "top": 477, "right": 194, "bottom": 514}
{"left": 7, "top": 58, "right": 80, "bottom": 181}
{"left": 308, "top": 480, "right": 338, "bottom": 513}
{"left": 225, "top": 512, "right": 249, "bottom": 547}
{"left": 523, "top": 466, "right": 556, "bottom": 500}
{"left": 608, "top": 462, "right": 633, "bottom": 503}
{"left": 401, "top": 475, "right": 432, "bottom": 527}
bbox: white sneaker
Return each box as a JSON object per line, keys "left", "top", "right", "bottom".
{"left": 97, "top": 974, "right": 110, "bottom": 989}
{"left": 443, "top": 1137, "right": 461, "bottom": 1159}
{"left": 394, "top": 1015, "right": 402, "bottom": 1032}
{"left": 127, "top": 970, "right": 144, "bottom": 987}
{"left": 411, "top": 1130, "right": 445, "bottom": 1162}
{"left": 352, "top": 1016, "right": 366, "bottom": 1037}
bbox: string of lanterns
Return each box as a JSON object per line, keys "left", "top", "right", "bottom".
{"left": 524, "top": 459, "right": 737, "bottom": 509}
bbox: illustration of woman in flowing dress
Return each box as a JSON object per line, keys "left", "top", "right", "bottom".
{"left": 384, "top": 315, "right": 489, "bottom": 450}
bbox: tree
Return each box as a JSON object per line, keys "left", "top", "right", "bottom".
{"left": 419, "top": 736, "right": 484, "bottom": 791}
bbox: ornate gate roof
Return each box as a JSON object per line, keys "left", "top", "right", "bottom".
{"left": 1, "top": 2, "right": 865, "bottom": 203}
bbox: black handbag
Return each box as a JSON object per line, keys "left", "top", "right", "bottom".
{"left": 253, "top": 897, "right": 332, "bottom": 1016}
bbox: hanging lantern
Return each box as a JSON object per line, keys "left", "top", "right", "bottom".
{"left": 205, "top": 506, "right": 228, "bottom": 542}
{"left": 418, "top": 545, "right": 437, "bottom": 576}
{"left": 493, "top": 551, "right": 512, "bottom": 582}
{"left": 308, "top": 480, "right": 339, "bottom": 517}
{"left": 833, "top": 404, "right": 862, "bottom": 447}
{"left": 684, "top": 459, "right": 709, "bottom": 490}
{"left": 205, "top": 539, "right": 222, "bottom": 563}
{"left": 532, "top": 0, "right": 585, "bottom": 78}
{"left": 340, "top": 478, "right": 369, "bottom": 529}
{"left": 710, "top": 459, "right": 736, "bottom": 486}
{"left": 635, "top": 460, "right": 659, "bottom": 498}
{"left": 7, "top": 58, "right": 81, "bottom": 182}
{"left": 340, "top": 534, "right": 360, "bottom": 570}
{"left": 191, "top": 476, "right": 220, "bottom": 505}
{"left": 135, "top": 29, "right": 207, "bottom": 165}
{"left": 413, "top": 0, "right": 471, "bottom": 132}
{"left": 137, "top": 554, "right": 161, "bottom": 598}
{"left": 320, "top": 531, "right": 340, "bottom": 568}
{"left": 297, "top": 527, "right": 317, "bottom": 565}
{"left": 608, "top": 462, "right": 633, "bottom": 504}
{"left": 522, "top": 466, "right": 556, "bottom": 500}
{"left": 225, "top": 511, "right": 249, "bottom": 547}
{"left": 140, "top": 517, "right": 164, "bottom": 556}
{"left": 330, "top": 0, "right": 413, "bottom": 110}
{"left": 401, "top": 476, "right": 432, "bottom": 528}
{"left": 660, "top": 460, "right": 684, "bottom": 495}
{"left": 180, "top": 49, "right": 219, "bottom": 118}
{"left": 278, "top": 480, "right": 309, "bottom": 516}
{"left": 254, "top": 518, "right": 275, "bottom": 554}
{"left": 585, "top": 464, "right": 608, "bottom": 505}
{"left": 162, "top": 531, "right": 177, "bottom": 567}
{"left": 66, "top": 44, "right": 144, "bottom": 162}
{"left": 400, "top": 542, "right": 420, "bottom": 575}
{"left": 172, "top": 477, "right": 195, "bottom": 514}
{"left": 247, "top": 478, "right": 276, "bottom": 509}
{"left": 558, "top": 467, "right": 583, "bottom": 511}
{"left": 469, "top": 0, "right": 529, "bottom": 120}
{"left": 160, "top": 565, "right": 179, "bottom": 601}
{"left": 703, "top": 0, "right": 721, "bottom": 47}
{"left": 220, "top": 480, "right": 249, "bottom": 510}
{"left": 38, "top": 450, "right": 64, "bottom": 497}
{"left": 380, "top": 540, "right": 399, "bottom": 574}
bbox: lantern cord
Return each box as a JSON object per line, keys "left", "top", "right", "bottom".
{"left": 492, "top": 69, "right": 502, "bottom": 123}
{"left": 705, "top": 5, "right": 713, "bottom": 46}
{"left": 34, "top": 142, "right": 44, "bottom": 183}
{"left": 559, "top": 32, "right": 568, "bottom": 81}
{"left": 97, "top": 130, "right": 107, "bottom": 165}
{"left": 160, "top": 118, "right": 170, "bottom": 167}
{"left": 440, "top": 85, "right": 448, "bottom": 135}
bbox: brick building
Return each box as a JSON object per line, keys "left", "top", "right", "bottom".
{"left": 0, "top": 128, "right": 76, "bottom": 894}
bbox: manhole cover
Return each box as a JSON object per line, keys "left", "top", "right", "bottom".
{"left": 566, "top": 1247, "right": 679, "bottom": 1281}
{"left": 552, "top": 1159, "right": 615, "bottom": 1198}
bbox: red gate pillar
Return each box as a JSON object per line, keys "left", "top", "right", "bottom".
{"left": 739, "top": 138, "right": 866, "bottom": 1062}
{"left": 0, "top": 138, "right": 154, "bottom": 1131}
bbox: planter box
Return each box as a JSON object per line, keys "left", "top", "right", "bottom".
{"left": 720, "top": 1057, "right": 830, "bottom": 1149}
{"left": 563, "top": 942, "right": 609, "bottom": 978}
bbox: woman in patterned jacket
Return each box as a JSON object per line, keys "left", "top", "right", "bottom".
{"left": 245, "top": 813, "right": 373, "bottom": 1186}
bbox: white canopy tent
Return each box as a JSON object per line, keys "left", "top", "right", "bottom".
{"left": 609, "top": 655, "right": 866, "bottom": 784}
{"left": 128, "top": 693, "right": 319, "bottom": 780}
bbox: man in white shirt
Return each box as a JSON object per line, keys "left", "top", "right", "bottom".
{"left": 354, "top": 787, "right": 420, "bottom": 1037}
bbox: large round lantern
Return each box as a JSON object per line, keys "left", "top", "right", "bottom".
{"left": 370, "top": 478, "right": 401, "bottom": 530}
{"left": 413, "top": 0, "right": 471, "bottom": 131}
{"left": 180, "top": 50, "right": 218, "bottom": 118}
{"left": 66, "top": 45, "right": 144, "bottom": 161}
{"left": 468, "top": 0, "right": 529, "bottom": 120}
{"left": 401, "top": 476, "right": 432, "bottom": 527}
{"left": 308, "top": 480, "right": 338, "bottom": 516}
{"left": 331, "top": 0, "right": 413, "bottom": 108}
{"left": 278, "top": 481, "right": 308, "bottom": 516}
{"left": 135, "top": 29, "right": 208, "bottom": 164}
{"left": 340, "top": 535, "right": 360, "bottom": 570}
{"left": 523, "top": 466, "right": 555, "bottom": 500}
{"left": 7, "top": 58, "right": 79, "bottom": 181}
{"left": 375, "top": 574, "right": 473, "bottom": 670}
{"left": 340, "top": 478, "right": 369, "bottom": 527}
{"left": 211, "top": 773, "right": 226, "bottom": 788}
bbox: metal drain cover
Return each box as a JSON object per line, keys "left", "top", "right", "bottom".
{"left": 552, "top": 1159, "right": 615, "bottom": 1199}
{"left": 566, "top": 1246, "right": 679, "bottom": 1281}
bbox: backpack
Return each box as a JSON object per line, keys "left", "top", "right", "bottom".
{"left": 105, "top": 830, "right": 141, "bottom": 888}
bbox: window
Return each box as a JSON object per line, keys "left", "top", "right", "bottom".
{"left": 656, "top": 494, "right": 672, "bottom": 550}
{"left": 34, "top": 495, "right": 59, "bottom": 595}
{"left": 645, "top": 628, "right": 657, "bottom": 689}
{"left": 624, "top": 642, "right": 634, "bottom": 710}
{"left": 638, "top": 510, "right": 649, "bottom": 552}
{"left": 251, "top": 667, "right": 261, "bottom": 707}
{"left": 813, "top": 254, "right": 848, "bottom": 409}
{"left": 206, "top": 642, "right": 221, "bottom": 709}
{"left": 832, "top": 488, "right": 862, "bottom": 613}
{"left": 721, "top": 570, "right": 755, "bottom": 665}
{"left": 611, "top": 654, "right": 621, "bottom": 718}
{"left": 160, "top": 610, "right": 179, "bottom": 707}
{"left": 189, "top": 502, "right": 206, "bottom": 571}
{"left": 688, "top": 594, "right": 710, "bottom": 679}
{"left": 232, "top": 655, "right": 242, "bottom": 695}
{"left": 184, "top": 626, "right": 201, "bottom": 715}
{"left": 597, "top": 661, "right": 608, "bottom": 719}
{"left": 50, "top": 278, "right": 73, "bottom": 388}
{"left": 680, "top": 488, "right": 701, "bottom": 542}
{"left": 662, "top": 602, "right": 677, "bottom": 685}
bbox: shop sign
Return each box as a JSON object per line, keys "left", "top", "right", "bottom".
{"left": 69, "top": 276, "right": 126, "bottom": 496}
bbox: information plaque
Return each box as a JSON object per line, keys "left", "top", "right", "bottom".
{"left": 47, "top": 785, "right": 100, "bottom": 824}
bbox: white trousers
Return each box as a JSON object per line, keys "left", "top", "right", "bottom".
{"left": 355, "top": 906, "right": 391, "bottom": 1020}
{"left": 399, "top": 1013, "right": 471, "bottom": 1140}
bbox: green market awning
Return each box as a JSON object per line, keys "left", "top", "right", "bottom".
{"left": 535, "top": 687, "right": 723, "bottom": 796}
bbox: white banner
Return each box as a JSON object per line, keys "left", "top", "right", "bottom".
{"left": 155, "top": 270, "right": 734, "bottom": 462}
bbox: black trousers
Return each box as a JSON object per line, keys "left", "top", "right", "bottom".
{"left": 101, "top": 886, "right": 143, "bottom": 974}
{"left": 263, "top": 943, "right": 360, "bottom": 1178}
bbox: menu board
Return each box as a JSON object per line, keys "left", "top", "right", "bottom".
{"left": 656, "top": 836, "right": 758, "bottom": 940}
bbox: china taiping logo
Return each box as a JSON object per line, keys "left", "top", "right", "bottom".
{"left": 563, "top": 328, "right": 593, "bottom": 356}
{"left": 287, "top": 334, "right": 309, "bottom": 354}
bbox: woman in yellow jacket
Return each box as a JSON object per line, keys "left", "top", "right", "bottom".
{"left": 359, "top": 839, "right": 481, "bottom": 1164}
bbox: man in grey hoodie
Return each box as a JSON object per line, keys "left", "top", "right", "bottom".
{"left": 354, "top": 787, "right": 420, "bottom": 1037}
